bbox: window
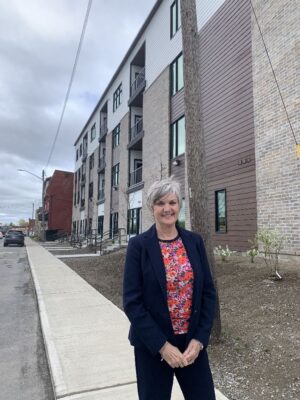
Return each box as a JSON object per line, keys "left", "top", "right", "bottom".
{"left": 89, "top": 154, "right": 94, "bottom": 170}
{"left": 88, "top": 218, "right": 92, "bottom": 234}
{"left": 112, "top": 124, "right": 120, "bottom": 148}
{"left": 112, "top": 163, "right": 120, "bottom": 187}
{"left": 80, "top": 185, "right": 85, "bottom": 208}
{"left": 98, "top": 174, "right": 105, "bottom": 200}
{"left": 110, "top": 212, "right": 118, "bottom": 238}
{"left": 76, "top": 149, "right": 79, "bottom": 161}
{"left": 171, "top": 116, "right": 185, "bottom": 158}
{"left": 77, "top": 170, "right": 80, "bottom": 204}
{"left": 113, "top": 83, "right": 122, "bottom": 111}
{"left": 89, "top": 182, "right": 93, "bottom": 199}
{"left": 171, "top": 53, "right": 184, "bottom": 96}
{"left": 91, "top": 123, "right": 96, "bottom": 142}
{"left": 74, "top": 174, "right": 77, "bottom": 206}
{"left": 215, "top": 189, "right": 227, "bottom": 233}
{"left": 98, "top": 215, "right": 104, "bottom": 236}
{"left": 127, "top": 208, "right": 141, "bottom": 236}
{"left": 170, "top": 0, "right": 181, "bottom": 38}
{"left": 83, "top": 134, "right": 88, "bottom": 155}
{"left": 80, "top": 143, "right": 82, "bottom": 156}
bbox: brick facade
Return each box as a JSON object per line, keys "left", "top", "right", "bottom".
{"left": 252, "top": 0, "right": 300, "bottom": 255}
{"left": 44, "top": 170, "right": 74, "bottom": 236}
{"left": 142, "top": 67, "right": 170, "bottom": 230}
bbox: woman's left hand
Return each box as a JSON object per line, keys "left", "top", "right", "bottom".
{"left": 183, "top": 339, "right": 204, "bottom": 364}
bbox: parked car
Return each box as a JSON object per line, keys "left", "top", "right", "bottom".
{"left": 4, "top": 231, "right": 25, "bottom": 247}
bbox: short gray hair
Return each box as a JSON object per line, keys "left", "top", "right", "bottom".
{"left": 147, "top": 177, "right": 182, "bottom": 210}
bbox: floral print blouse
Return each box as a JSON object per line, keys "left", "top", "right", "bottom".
{"left": 159, "top": 236, "right": 194, "bottom": 334}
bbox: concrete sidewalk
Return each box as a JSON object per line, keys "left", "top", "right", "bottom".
{"left": 26, "top": 238, "right": 228, "bottom": 400}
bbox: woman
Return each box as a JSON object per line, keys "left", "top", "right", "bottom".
{"left": 123, "top": 177, "right": 216, "bottom": 400}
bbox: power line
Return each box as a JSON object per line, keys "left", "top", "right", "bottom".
{"left": 250, "top": 0, "right": 298, "bottom": 146}
{"left": 45, "top": 0, "right": 93, "bottom": 169}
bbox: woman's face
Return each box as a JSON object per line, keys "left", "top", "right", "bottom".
{"left": 153, "top": 192, "right": 180, "bottom": 229}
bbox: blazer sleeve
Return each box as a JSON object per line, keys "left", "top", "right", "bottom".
{"left": 123, "top": 237, "right": 167, "bottom": 355}
{"left": 193, "top": 235, "right": 216, "bottom": 347}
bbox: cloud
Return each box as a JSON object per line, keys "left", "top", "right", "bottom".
{"left": 0, "top": 0, "right": 156, "bottom": 224}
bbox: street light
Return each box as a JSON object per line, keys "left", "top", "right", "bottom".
{"left": 18, "top": 169, "right": 46, "bottom": 242}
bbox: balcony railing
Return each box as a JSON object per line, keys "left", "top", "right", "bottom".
{"left": 98, "top": 189, "right": 105, "bottom": 201}
{"left": 82, "top": 148, "right": 88, "bottom": 161}
{"left": 98, "top": 156, "right": 106, "bottom": 172}
{"left": 129, "top": 166, "right": 143, "bottom": 187}
{"left": 129, "top": 118, "right": 143, "bottom": 142}
{"left": 130, "top": 67, "right": 145, "bottom": 98}
{"left": 99, "top": 122, "right": 108, "bottom": 141}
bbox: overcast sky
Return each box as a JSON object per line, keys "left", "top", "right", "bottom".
{"left": 0, "top": 0, "right": 157, "bottom": 225}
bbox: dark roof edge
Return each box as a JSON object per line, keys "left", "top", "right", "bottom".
{"left": 74, "top": 0, "right": 163, "bottom": 146}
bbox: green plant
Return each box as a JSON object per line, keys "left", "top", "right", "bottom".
{"left": 246, "top": 248, "right": 259, "bottom": 263}
{"left": 214, "top": 245, "right": 236, "bottom": 262}
{"left": 255, "top": 229, "right": 285, "bottom": 279}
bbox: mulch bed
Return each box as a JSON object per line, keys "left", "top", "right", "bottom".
{"left": 62, "top": 250, "right": 300, "bottom": 400}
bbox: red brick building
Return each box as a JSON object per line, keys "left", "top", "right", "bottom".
{"left": 44, "top": 170, "right": 74, "bottom": 239}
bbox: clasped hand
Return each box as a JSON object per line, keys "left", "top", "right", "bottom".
{"left": 159, "top": 339, "right": 204, "bottom": 368}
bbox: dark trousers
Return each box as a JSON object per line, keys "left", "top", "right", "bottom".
{"left": 134, "top": 334, "right": 215, "bottom": 400}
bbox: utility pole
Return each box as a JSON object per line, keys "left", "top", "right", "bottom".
{"left": 18, "top": 168, "right": 46, "bottom": 242}
{"left": 180, "top": 0, "right": 221, "bottom": 340}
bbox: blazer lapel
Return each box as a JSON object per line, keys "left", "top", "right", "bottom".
{"left": 178, "top": 228, "right": 202, "bottom": 308}
{"left": 144, "top": 225, "right": 168, "bottom": 302}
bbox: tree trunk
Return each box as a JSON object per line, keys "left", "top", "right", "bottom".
{"left": 180, "top": 0, "right": 221, "bottom": 341}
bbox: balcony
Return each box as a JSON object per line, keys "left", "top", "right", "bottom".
{"left": 99, "top": 122, "right": 108, "bottom": 142}
{"left": 129, "top": 166, "right": 143, "bottom": 187}
{"left": 98, "top": 189, "right": 105, "bottom": 202}
{"left": 82, "top": 148, "right": 88, "bottom": 162}
{"left": 128, "top": 67, "right": 146, "bottom": 106}
{"left": 97, "top": 157, "right": 106, "bottom": 173}
{"left": 128, "top": 118, "right": 144, "bottom": 150}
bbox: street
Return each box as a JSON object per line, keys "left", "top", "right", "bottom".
{"left": 0, "top": 240, "right": 54, "bottom": 400}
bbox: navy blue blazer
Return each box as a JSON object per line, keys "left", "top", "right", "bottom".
{"left": 123, "top": 224, "right": 216, "bottom": 356}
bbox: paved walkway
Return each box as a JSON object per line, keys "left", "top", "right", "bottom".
{"left": 26, "top": 238, "right": 228, "bottom": 400}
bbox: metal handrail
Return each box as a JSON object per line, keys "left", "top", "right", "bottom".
{"left": 129, "top": 118, "right": 143, "bottom": 142}
{"left": 130, "top": 67, "right": 145, "bottom": 97}
{"left": 129, "top": 166, "right": 143, "bottom": 186}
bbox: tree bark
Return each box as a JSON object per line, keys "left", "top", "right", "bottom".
{"left": 180, "top": 0, "right": 221, "bottom": 341}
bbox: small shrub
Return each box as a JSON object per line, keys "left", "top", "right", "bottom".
{"left": 214, "top": 245, "right": 236, "bottom": 262}
{"left": 246, "top": 248, "right": 259, "bottom": 263}
{"left": 255, "top": 229, "right": 285, "bottom": 279}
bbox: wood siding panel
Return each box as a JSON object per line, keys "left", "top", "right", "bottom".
{"left": 198, "top": 0, "right": 256, "bottom": 251}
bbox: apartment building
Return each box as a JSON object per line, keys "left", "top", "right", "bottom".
{"left": 44, "top": 170, "right": 74, "bottom": 239}
{"left": 72, "top": 0, "right": 300, "bottom": 256}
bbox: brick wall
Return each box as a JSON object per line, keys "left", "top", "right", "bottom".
{"left": 118, "top": 112, "right": 130, "bottom": 231}
{"left": 252, "top": 0, "right": 300, "bottom": 255}
{"left": 103, "top": 132, "right": 112, "bottom": 234}
{"left": 46, "top": 170, "right": 74, "bottom": 234}
{"left": 142, "top": 67, "right": 170, "bottom": 230}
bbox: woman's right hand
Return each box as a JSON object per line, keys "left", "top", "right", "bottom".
{"left": 159, "top": 341, "right": 188, "bottom": 368}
